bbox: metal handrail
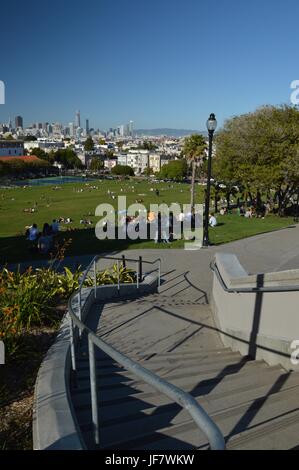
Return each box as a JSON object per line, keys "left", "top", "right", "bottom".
{"left": 210, "top": 260, "right": 299, "bottom": 293}
{"left": 68, "top": 255, "right": 225, "bottom": 450}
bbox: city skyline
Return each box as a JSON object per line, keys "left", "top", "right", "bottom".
{"left": 1, "top": 0, "right": 299, "bottom": 130}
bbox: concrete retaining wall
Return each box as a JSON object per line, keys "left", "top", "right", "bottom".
{"left": 211, "top": 253, "right": 299, "bottom": 371}
{"left": 33, "top": 271, "right": 159, "bottom": 450}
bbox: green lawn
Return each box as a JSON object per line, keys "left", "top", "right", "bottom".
{"left": 0, "top": 178, "right": 295, "bottom": 264}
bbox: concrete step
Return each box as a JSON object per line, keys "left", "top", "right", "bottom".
{"left": 71, "top": 360, "right": 270, "bottom": 408}
{"left": 73, "top": 365, "right": 290, "bottom": 424}
{"left": 75, "top": 347, "right": 235, "bottom": 369}
{"left": 100, "top": 381, "right": 299, "bottom": 449}
{"left": 226, "top": 408, "right": 299, "bottom": 450}
{"left": 74, "top": 357, "right": 268, "bottom": 394}
{"left": 75, "top": 350, "right": 244, "bottom": 378}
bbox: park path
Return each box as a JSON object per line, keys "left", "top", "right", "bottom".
{"left": 7, "top": 223, "right": 299, "bottom": 300}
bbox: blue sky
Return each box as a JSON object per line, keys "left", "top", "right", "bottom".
{"left": 0, "top": 0, "right": 298, "bottom": 130}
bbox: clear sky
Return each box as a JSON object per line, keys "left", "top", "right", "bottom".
{"left": 0, "top": 0, "right": 298, "bottom": 130}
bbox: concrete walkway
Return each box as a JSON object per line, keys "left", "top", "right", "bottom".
{"left": 7, "top": 224, "right": 299, "bottom": 300}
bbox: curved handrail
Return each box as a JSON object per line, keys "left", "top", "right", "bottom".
{"left": 69, "top": 256, "right": 225, "bottom": 450}
{"left": 79, "top": 255, "right": 161, "bottom": 287}
{"left": 210, "top": 260, "right": 299, "bottom": 293}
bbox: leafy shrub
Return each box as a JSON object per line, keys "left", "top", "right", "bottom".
{"left": 84, "top": 263, "right": 137, "bottom": 286}
{"left": 0, "top": 263, "right": 137, "bottom": 358}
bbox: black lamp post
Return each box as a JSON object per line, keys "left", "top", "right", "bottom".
{"left": 294, "top": 187, "right": 299, "bottom": 223}
{"left": 203, "top": 113, "right": 217, "bottom": 247}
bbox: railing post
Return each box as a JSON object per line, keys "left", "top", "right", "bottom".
{"left": 139, "top": 256, "right": 142, "bottom": 283}
{"left": 94, "top": 260, "right": 97, "bottom": 299}
{"left": 78, "top": 290, "right": 82, "bottom": 321}
{"left": 136, "top": 261, "right": 139, "bottom": 289}
{"left": 69, "top": 316, "right": 76, "bottom": 373}
{"left": 117, "top": 260, "right": 120, "bottom": 291}
{"left": 78, "top": 290, "right": 82, "bottom": 338}
{"left": 122, "top": 254, "right": 126, "bottom": 269}
{"left": 88, "top": 334, "right": 99, "bottom": 446}
{"left": 158, "top": 259, "right": 161, "bottom": 288}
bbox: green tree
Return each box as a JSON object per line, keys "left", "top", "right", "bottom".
{"left": 215, "top": 105, "right": 299, "bottom": 214}
{"left": 158, "top": 159, "right": 187, "bottom": 180}
{"left": 30, "top": 148, "right": 49, "bottom": 161}
{"left": 54, "top": 148, "right": 83, "bottom": 169}
{"left": 111, "top": 164, "right": 134, "bottom": 176}
{"left": 89, "top": 157, "right": 103, "bottom": 172}
{"left": 143, "top": 167, "right": 154, "bottom": 176}
{"left": 105, "top": 149, "right": 115, "bottom": 159}
{"left": 182, "top": 134, "right": 207, "bottom": 211}
{"left": 84, "top": 136, "right": 94, "bottom": 152}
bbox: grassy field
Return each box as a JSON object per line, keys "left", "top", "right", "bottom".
{"left": 0, "top": 178, "right": 295, "bottom": 264}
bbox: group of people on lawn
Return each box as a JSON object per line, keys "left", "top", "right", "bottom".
{"left": 26, "top": 220, "right": 59, "bottom": 254}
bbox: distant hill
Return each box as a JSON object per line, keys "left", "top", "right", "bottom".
{"left": 135, "top": 128, "right": 207, "bottom": 138}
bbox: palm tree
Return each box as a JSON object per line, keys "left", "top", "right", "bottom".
{"left": 182, "top": 134, "right": 207, "bottom": 212}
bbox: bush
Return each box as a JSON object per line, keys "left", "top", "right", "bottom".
{"left": 0, "top": 263, "right": 137, "bottom": 358}
{"left": 111, "top": 164, "right": 134, "bottom": 176}
{"left": 158, "top": 159, "right": 187, "bottom": 180}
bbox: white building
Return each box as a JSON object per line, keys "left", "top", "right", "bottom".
{"left": 24, "top": 140, "right": 65, "bottom": 153}
{"left": 104, "top": 158, "right": 117, "bottom": 170}
{"left": 117, "top": 149, "right": 149, "bottom": 174}
{"left": 149, "top": 153, "right": 162, "bottom": 173}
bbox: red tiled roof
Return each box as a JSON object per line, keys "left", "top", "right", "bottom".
{"left": 0, "top": 155, "right": 44, "bottom": 162}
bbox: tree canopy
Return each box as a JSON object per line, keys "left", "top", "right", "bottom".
{"left": 158, "top": 159, "right": 187, "bottom": 180}
{"left": 214, "top": 105, "right": 299, "bottom": 213}
{"left": 111, "top": 164, "right": 134, "bottom": 176}
{"left": 182, "top": 134, "right": 207, "bottom": 210}
{"left": 182, "top": 134, "right": 207, "bottom": 162}
{"left": 84, "top": 136, "right": 94, "bottom": 152}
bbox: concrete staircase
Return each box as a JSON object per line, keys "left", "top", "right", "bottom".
{"left": 70, "top": 293, "right": 299, "bottom": 450}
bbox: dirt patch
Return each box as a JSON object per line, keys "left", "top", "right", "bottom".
{"left": 0, "top": 312, "right": 65, "bottom": 449}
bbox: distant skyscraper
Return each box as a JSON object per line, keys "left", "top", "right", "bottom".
{"left": 86, "top": 119, "right": 89, "bottom": 135}
{"left": 15, "top": 116, "right": 23, "bottom": 128}
{"left": 75, "top": 110, "right": 81, "bottom": 128}
{"left": 129, "top": 120, "right": 134, "bottom": 137}
{"left": 69, "top": 122, "right": 75, "bottom": 137}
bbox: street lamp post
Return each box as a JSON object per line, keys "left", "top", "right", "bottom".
{"left": 203, "top": 113, "right": 217, "bottom": 247}
{"left": 294, "top": 187, "right": 299, "bottom": 223}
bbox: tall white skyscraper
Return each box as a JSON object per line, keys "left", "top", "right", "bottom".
{"left": 129, "top": 120, "right": 134, "bottom": 136}
{"left": 69, "top": 122, "right": 75, "bottom": 137}
{"left": 75, "top": 110, "right": 81, "bottom": 128}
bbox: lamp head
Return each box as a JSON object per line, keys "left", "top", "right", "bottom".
{"left": 206, "top": 113, "right": 217, "bottom": 133}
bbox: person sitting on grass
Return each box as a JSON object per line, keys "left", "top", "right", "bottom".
{"left": 209, "top": 213, "right": 217, "bottom": 227}
{"left": 245, "top": 207, "right": 254, "bottom": 218}
{"left": 38, "top": 223, "right": 54, "bottom": 254}
{"left": 27, "top": 223, "right": 39, "bottom": 241}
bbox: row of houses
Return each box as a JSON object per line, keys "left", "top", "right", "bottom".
{"left": 0, "top": 140, "right": 175, "bottom": 175}
{"left": 115, "top": 150, "right": 171, "bottom": 174}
